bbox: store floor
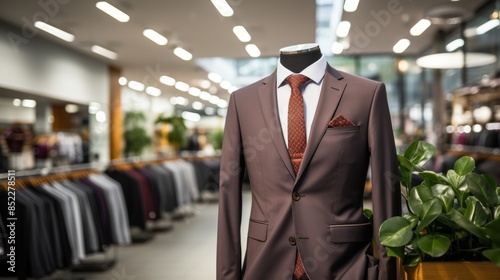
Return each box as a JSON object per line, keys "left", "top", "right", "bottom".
{"left": 38, "top": 190, "right": 252, "bottom": 280}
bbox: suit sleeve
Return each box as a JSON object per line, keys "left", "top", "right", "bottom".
{"left": 217, "top": 93, "right": 245, "bottom": 280}
{"left": 368, "top": 83, "right": 401, "bottom": 280}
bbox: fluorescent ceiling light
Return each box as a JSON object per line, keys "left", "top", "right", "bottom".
{"left": 344, "top": 0, "right": 360, "bottom": 12}
{"left": 245, "top": 44, "right": 261, "bottom": 57}
{"left": 188, "top": 87, "right": 201, "bottom": 96}
{"left": 118, "top": 77, "right": 127, "bottom": 85}
{"left": 174, "top": 47, "right": 193, "bottom": 61}
{"left": 13, "top": 99, "right": 21, "bottom": 106}
{"left": 143, "top": 29, "right": 168, "bottom": 45}
{"left": 410, "top": 19, "right": 431, "bottom": 36}
{"left": 209, "top": 95, "right": 220, "bottom": 104}
{"left": 175, "top": 81, "right": 190, "bottom": 92}
{"left": 128, "top": 80, "right": 145, "bottom": 91}
{"left": 336, "top": 21, "right": 351, "bottom": 38}
{"left": 233, "top": 26, "right": 251, "bottom": 42}
{"left": 160, "top": 75, "right": 176, "bottom": 86}
{"left": 220, "top": 80, "right": 232, "bottom": 90}
{"left": 476, "top": 19, "right": 500, "bottom": 35}
{"left": 22, "top": 99, "right": 37, "bottom": 108}
{"left": 393, "top": 39, "right": 410, "bottom": 53}
{"left": 182, "top": 111, "right": 201, "bottom": 122}
{"left": 416, "top": 52, "right": 496, "bottom": 69}
{"left": 446, "top": 38, "right": 464, "bottom": 52}
{"left": 65, "top": 104, "right": 79, "bottom": 113}
{"left": 200, "top": 91, "right": 212, "bottom": 100}
{"left": 331, "top": 41, "right": 344, "bottom": 54}
{"left": 96, "top": 1, "right": 129, "bottom": 22}
{"left": 91, "top": 45, "right": 118, "bottom": 60}
{"left": 208, "top": 72, "right": 222, "bottom": 83}
{"left": 210, "top": 0, "right": 234, "bottom": 17}
{"left": 192, "top": 101, "right": 204, "bottom": 110}
{"left": 34, "top": 21, "right": 75, "bottom": 42}
{"left": 146, "top": 86, "right": 161, "bottom": 96}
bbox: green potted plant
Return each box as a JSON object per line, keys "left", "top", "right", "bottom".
{"left": 378, "top": 139, "right": 500, "bottom": 279}
{"left": 155, "top": 113, "right": 187, "bottom": 152}
{"left": 123, "top": 111, "right": 152, "bottom": 157}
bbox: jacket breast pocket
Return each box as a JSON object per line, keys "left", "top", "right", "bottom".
{"left": 324, "top": 126, "right": 360, "bottom": 135}
{"left": 329, "top": 222, "right": 372, "bottom": 243}
{"left": 248, "top": 219, "right": 268, "bottom": 242}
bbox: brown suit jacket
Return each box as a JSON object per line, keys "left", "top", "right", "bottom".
{"left": 217, "top": 64, "right": 401, "bottom": 280}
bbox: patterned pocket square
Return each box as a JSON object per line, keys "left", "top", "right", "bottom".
{"left": 328, "top": 114, "right": 356, "bottom": 127}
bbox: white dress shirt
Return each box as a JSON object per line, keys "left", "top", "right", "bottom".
{"left": 276, "top": 55, "right": 327, "bottom": 147}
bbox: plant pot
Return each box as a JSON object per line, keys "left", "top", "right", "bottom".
{"left": 404, "top": 261, "right": 500, "bottom": 280}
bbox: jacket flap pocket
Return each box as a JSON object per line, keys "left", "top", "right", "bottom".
{"left": 248, "top": 220, "right": 268, "bottom": 242}
{"left": 329, "top": 222, "right": 372, "bottom": 243}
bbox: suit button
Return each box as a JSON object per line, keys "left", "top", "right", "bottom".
{"left": 292, "top": 192, "right": 301, "bottom": 201}
{"left": 289, "top": 236, "right": 296, "bottom": 246}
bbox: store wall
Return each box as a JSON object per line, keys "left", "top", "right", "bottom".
{"left": 0, "top": 21, "right": 108, "bottom": 105}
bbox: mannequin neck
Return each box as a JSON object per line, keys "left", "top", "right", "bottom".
{"left": 279, "top": 44, "right": 322, "bottom": 73}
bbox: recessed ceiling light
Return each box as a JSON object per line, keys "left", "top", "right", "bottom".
{"left": 209, "top": 95, "right": 220, "bottom": 104}
{"left": 146, "top": 86, "right": 161, "bottom": 96}
{"left": 228, "top": 86, "right": 238, "bottom": 94}
{"left": 160, "top": 75, "right": 176, "bottom": 86}
{"left": 446, "top": 38, "right": 464, "bottom": 52}
{"left": 96, "top": 1, "right": 130, "bottom": 22}
{"left": 245, "top": 44, "right": 261, "bottom": 57}
{"left": 410, "top": 19, "right": 431, "bottom": 36}
{"left": 143, "top": 29, "right": 168, "bottom": 45}
{"left": 128, "top": 80, "right": 145, "bottom": 91}
{"left": 13, "top": 99, "right": 21, "bottom": 106}
{"left": 192, "top": 101, "right": 204, "bottom": 110}
{"left": 217, "top": 99, "right": 228, "bottom": 108}
{"left": 175, "top": 81, "right": 190, "bottom": 92}
{"left": 344, "top": 0, "right": 360, "bottom": 12}
{"left": 118, "top": 77, "right": 127, "bottom": 85}
{"left": 208, "top": 72, "right": 222, "bottom": 83}
{"left": 173, "top": 47, "right": 193, "bottom": 61}
{"left": 200, "top": 80, "right": 211, "bottom": 89}
{"left": 336, "top": 21, "right": 351, "bottom": 38}
{"left": 21, "top": 99, "right": 37, "bottom": 108}
{"left": 220, "top": 80, "right": 232, "bottom": 90}
{"left": 200, "top": 91, "right": 212, "bottom": 101}
{"left": 210, "top": 0, "right": 234, "bottom": 17}
{"left": 393, "top": 39, "right": 410, "bottom": 53}
{"left": 34, "top": 21, "right": 75, "bottom": 42}
{"left": 91, "top": 45, "right": 118, "bottom": 60}
{"left": 65, "top": 104, "right": 79, "bottom": 113}
{"left": 233, "top": 26, "right": 251, "bottom": 42}
{"left": 188, "top": 87, "right": 201, "bottom": 96}
{"left": 205, "top": 107, "right": 216, "bottom": 115}
{"left": 182, "top": 111, "right": 201, "bottom": 122}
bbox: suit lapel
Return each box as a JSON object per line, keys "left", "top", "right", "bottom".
{"left": 295, "top": 65, "right": 347, "bottom": 184}
{"left": 257, "top": 71, "right": 296, "bottom": 179}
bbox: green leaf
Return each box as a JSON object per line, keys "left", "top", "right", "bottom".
{"left": 454, "top": 156, "right": 475, "bottom": 176}
{"left": 403, "top": 251, "right": 421, "bottom": 267}
{"left": 403, "top": 213, "right": 419, "bottom": 229}
{"left": 386, "top": 246, "right": 404, "bottom": 259}
{"left": 482, "top": 174, "right": 498, "bottom": 191}
{"left": 363, "top": 208, "right": 373, "bottom": 220}
{"left": 494, "top": 206, "right": 500, "bottom": 220}
{"left": 409, "top": 184, "right": 433, "bottom": 215}
{"left": 431, "top": 184, "right": 455, "bottom": 213}
{"left": 379, "top": 217, "right": 413, "bottom": 247}
{"left": 483, "top": 248, "right": 500, "bottom": 266}
{"left": 464, "top": 196, "right": 490, "bottom": 227}
{"left": 436, "top": 212, "right": 459, "bottom": 229}
{"left": 449, "top": 208, "right": 489, "bottom": 242}
{"left": 398, "top": 154, "right": 414, "bottom": 171}
{"left": 466, "top": 173, "right": 498, "bottom": 207}
{"left": 496, "top": 187, "right": 500, "bottom": 202}
{"left": 484, "top": 218, "right": 500, "bottom": 247}
{"left": 416, "top": 198, "right": 443, "bottom": 232}
{"left": 416, "top": 234, "right": 451, "bottom": 258}
{"left": 446, "top": 169, "right": 463, "bottom": 191}
{"left": 403, "top": 139, "right": 435, "bottom": 166}
{"left": 419, "top": 171, "right": 445, "bottom": 186}
{"left": 399, "top": 165, "right": 413, "bottom": 189}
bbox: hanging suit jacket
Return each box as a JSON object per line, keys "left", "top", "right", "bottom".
{"left": 217, "top": 64, "right": 401, "bottom": 280}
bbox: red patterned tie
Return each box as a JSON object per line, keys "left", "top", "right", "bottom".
{"left": 285, "top": 74, "right": 309, "bottom": 279}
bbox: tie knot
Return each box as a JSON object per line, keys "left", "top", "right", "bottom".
{"left": 285, "top": 74, "right": 310, "bottom": 90}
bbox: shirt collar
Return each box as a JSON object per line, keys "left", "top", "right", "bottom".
{"left": 277, "top": 54, "right": 327, "bottom": 87}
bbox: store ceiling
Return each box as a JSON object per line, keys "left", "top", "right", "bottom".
{"left": 0, "top": 0, "right": 489, "bottom": 106}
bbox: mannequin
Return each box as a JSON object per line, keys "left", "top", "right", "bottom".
{"left": 279, "top": 43, "right": 322, "bottom": 73}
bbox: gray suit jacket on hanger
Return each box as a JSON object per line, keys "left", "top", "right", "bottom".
{"left": 217, "top": 64, "right": 401, "bottom": 280}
